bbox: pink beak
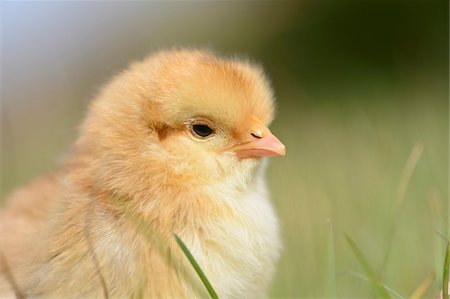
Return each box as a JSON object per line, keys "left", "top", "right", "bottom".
{"left": 233, "top": 116, "right": 286, "bottom": 159}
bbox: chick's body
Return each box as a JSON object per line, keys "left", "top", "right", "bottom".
{"left": 0, "top": 49, "right": 284, "bottom": 298}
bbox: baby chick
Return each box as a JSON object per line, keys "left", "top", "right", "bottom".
{"left": 0, "top": 49, "right": 285, "bottom": 298}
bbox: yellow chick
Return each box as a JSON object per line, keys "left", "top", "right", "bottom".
{"left": 0, "top": 49, "right": 285, "bottom": 298}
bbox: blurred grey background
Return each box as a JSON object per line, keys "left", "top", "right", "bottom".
{"left": 1, "top": 1, "right": 448, "bottom": 297}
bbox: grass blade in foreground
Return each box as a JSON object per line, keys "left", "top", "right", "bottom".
{"left": 344, "top": 271, "right": 404, "bottom": 299}
{"left": 346, "top": 234, "right": 391, "bottom": 298}
{"left": 174, "top": 234, "right": 219, "bottom": 299}
{"left": 410, "top": 273, "right": 434, "bottom": 299}
{"left": 443, "top": 241, "right": 449, "bottom": 299}
{"left": 380, "top": 143, "right": 423, "bottom": 275}
{"left": 325, "top": 219, "right": 337, "bottom": 297}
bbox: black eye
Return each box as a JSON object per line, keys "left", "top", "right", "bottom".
{"left": 192, "top": 124, "right": 214, "bottom": 138}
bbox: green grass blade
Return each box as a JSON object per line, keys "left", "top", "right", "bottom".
{"left": 325, "top": 219, "right": 337, "bottom": 297}
{"left": 410, "top": 273, "right": 434, "bottom": 299}
{"left": 430, "top": 189, "right": 446, "bottom": 290}
{"left": 443, "top": 241, "right": 449, "bottom": 299}
{"left": 346, "top": 234, "right": 391, "bottom": 298}
{"left": 380, "top": 143, "right": 423, "bottom": 274}
{"left": 174, "top": 234, "right": 219, "bottom": 299}
{"left": 113, "top": 198, "right": 218, "bottom": 298}
{"left": 344, "top": 271, "right": 405, "bottom": 299}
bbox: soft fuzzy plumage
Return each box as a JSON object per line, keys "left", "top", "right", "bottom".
{"left": 0, "top": 49, "right": 283, "bottom": 298}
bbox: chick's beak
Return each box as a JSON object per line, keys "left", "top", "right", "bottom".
{"left": 234, "top": 116, "right": 286, "bottom": 159}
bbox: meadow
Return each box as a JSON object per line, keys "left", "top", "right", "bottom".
{"left": 268, "top": 86, "right": 448, "bottom": 297}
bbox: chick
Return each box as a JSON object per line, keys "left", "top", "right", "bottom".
{"left": 0, "top": 49, "right": 285, "bottom": 298}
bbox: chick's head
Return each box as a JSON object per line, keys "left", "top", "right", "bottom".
{"left": 74, "top": 49, "right": 285, "bottom": 197}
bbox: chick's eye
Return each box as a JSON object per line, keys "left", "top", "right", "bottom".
{"left": 192, "top": 124, "right": 214, "bottom": 138}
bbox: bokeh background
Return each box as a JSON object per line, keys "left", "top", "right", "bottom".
{"left": 1, "top": 1, "right": 448, "bottom": 297}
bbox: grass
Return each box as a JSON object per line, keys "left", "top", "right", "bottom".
{"left": 174, "top": 234, "right": 219, "bottom": 299}
{"left": 325, "top": 220, "right": 336, "bottom": 297}
{"left": 345, "top": 234, "right": 391, "bottom": 298}
{"left": 268, "top": 88, "right": 447, "bottom": 297}
{"left": 443, "top": 241, "right": 450, "bottom": 299}
{"left": 379, "top": 143, "right": 424, "bottom": 274}
{"left": 410, "top": 273, "right": 434, "bottom": 299}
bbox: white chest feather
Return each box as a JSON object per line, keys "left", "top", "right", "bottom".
{"left": 186, "top": 170, "right": 281, "bottom": 298}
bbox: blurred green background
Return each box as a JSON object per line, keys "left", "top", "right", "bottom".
{"left": 1, "top": 1, "right": 448, "bottom": 297}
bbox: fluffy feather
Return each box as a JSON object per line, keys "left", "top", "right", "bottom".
{"left": 0, "top": 49, "right": 282, "bottom": 298}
